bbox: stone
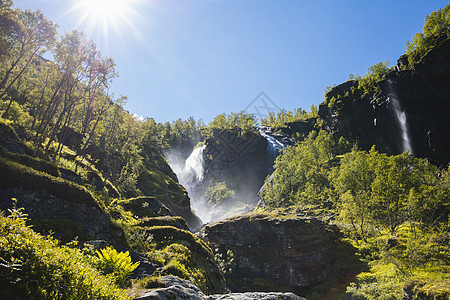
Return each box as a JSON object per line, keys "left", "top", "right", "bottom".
{"left": 134, "top": 276, "right": 306, "bottom": 300}
{"left": 201, "top": 214, "right": 336, "bottom": 293}
{"left": 135, "top": 276, "right": 206, "bottom": 300}
{"left": 208, "top": 292, "right": 305, "bottom": 300}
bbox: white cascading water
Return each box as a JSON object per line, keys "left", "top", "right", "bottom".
{"left": 184, "top": 145, "right": 206, "bottom": 183}
{"left": 387, "top": 80, "right": 413, "bottom": 154}
{"left": 166, "top": 145, "right": 211, "bottom": 223}
{"left": 259, "top": 128, "right": 286, "bottom": 174}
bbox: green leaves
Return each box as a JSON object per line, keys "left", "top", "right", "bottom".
{"left": 262, "top": 130, "right": 338, "bottom": 208}
{"left": 406, "top": 3, "right": 450, "bottom": 63}
{"left": 95, "top": 247, "right": 139, "bottom": 287}
{"left": 0, "top": 210, "right": 129, "bottom": 299}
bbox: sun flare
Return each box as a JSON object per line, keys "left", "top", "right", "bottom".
{"left": 80, "top": 0, "right": 128, "bottom": 22}
{"left": 72, "top": 0, "right": 142, "bottom": 41}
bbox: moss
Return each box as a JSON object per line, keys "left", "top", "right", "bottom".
{"left": 136, "top": 225, "right": 212, "bottom": 258}
{"left": 0, "top": 146, "right": 60, "bottom": 177}
{"left": 146, "top": 241, "right": 223, "bottom": 295}
{"left": 28, "top": 218, "right": 92, "bottom": 243}
{"left": 138, "top": 216, "right": 189, "bottom": 231}
{"left": 118, "top": 196, "right": 169, "bottom": 218}
{"left": 0, "top": 157, "right": 101, "bottom": 208}
{"left": 133, "top": 276, "right": 165, "bottom": 289}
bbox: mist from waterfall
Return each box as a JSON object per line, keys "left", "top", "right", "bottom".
{"left": 387, "top": 79, "right": 413, "bottom": 154}
{"left": 165, "top": 129, "right": 292, "bottom": 225}
{"left": 165, "top": 145, "right": 211, "bottom": 223}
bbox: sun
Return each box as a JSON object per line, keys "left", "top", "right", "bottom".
{"left": 79, "top": 0, "right": 127, "bottom": 21}
{"left": 71, "top": 0, "right": 142, "bottom": 41}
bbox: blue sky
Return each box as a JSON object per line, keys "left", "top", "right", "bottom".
{"left": 17, "top": 0, "right": 450, "bottom": 123}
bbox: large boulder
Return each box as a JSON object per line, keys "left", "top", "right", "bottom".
{"left": 201, "top": 214, "right": 337, "bottom": 293}
{"left": 135, "top": 276, "right": 306, "bottom": 300}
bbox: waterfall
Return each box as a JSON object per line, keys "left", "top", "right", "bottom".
{"left": 259, "top": 127, "right": 287, "bottom": 174}
{"left": 166, "top": 145, "right": 210, "bottom": 223}
{"left": 387, "top": 80, "right": 413, "bottom": 154}
{"left": 184, "top": 145, "right": 206, "bottom": 183}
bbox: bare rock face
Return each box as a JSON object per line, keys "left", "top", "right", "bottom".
{"left": 201, "top": 214, "right": 336, "bottom": 293}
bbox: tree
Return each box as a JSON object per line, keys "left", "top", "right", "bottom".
{"left": 406, "top": 3, "right": 450, "bottom": 60}
{"left": 334, "top": 147, "right": 379, "bottom": 241}
{"left": 0, "top": 8, "right": 57, "bottom": 103}
{"left": 262, "top": 130, "right": 338, "bottom": 208}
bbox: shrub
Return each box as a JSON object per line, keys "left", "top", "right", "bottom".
{"left": 95, "top": 247, "right": 139, "bottom": 287}
{"left": 0, "top": 208, "right": 129, "bottom": 299}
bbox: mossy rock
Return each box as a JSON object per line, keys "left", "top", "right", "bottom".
{"left": 138, "top": 216, "right": 189, "bottom": 231}
{"left": 118, "top": 196, "right": 172, "bottom": 218}
{"left": 0, "top": 146, "right": 59, "bottom": 177}
{"left": 135, "top": 225, "right": 212, "bottom": 258}
{"left": 0, "top": 158, "right": 100, "bottom": 208}
{"left": 29, "top": 218, "right": 92, "bottom": 243}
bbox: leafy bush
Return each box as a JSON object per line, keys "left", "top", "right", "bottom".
{"left": 95, "top": 247, "right": 139, "bottom": 287}
{"left": 205, "top": 180, "right": 235, "bottom": 206}
{"left": 0, "top": 207, "right": 129, "bottom": 299}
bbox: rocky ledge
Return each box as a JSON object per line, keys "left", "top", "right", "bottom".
{"left": 135, "top": 276, "right": 306, "bottom": 300}
{"left": 201, "top": 213, "right": 337, "bottom": 293}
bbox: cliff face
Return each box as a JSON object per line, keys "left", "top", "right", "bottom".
{"left": 319, "top": 38, "right": 450, "bottom": 166}
{"left": 187, "top": 129, "right": 268, "bottom": 222}
{"left": 201, "top": 214, "right": 337, "bottom": 294}
{"left": 203, "top": 129, "right": 268, "bottom": 199}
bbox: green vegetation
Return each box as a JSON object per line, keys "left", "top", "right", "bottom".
{"left": 406, "top": 3, "right": 450, "bottom": 65}
{"left": 261, "top": 105, "right": 318, "bottom": 127}
{"left": 0, "top": 157, "right": 100, "bottom": 208}
{"left": 0, "top": 208, "right": 130, "bottom": 299}
{"left": 95, "top": 247, "right": 140, "bottom": 288}
{"left": 121, "top": 225, "right": 224, "bottom": 294}
{"left": 205, "top": 180, "right": 236, "bottom": 206}
{"left": 261, "top": 130, "right": 449, "bottom": 298}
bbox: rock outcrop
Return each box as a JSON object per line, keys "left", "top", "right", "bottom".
{"left": 201, "top": 214, "right": 336, "bottom": 294}
{"left": 135, "top": 276, "right": 306, "bottom": 300}
{"left": 318, "top": 38, "right": 450, "bottom": 167}
{"left": 0, "top": 187, "right": 120, "bottom": 242}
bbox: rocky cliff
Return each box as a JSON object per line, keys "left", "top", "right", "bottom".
{"left": 203, "top": 129, "right": 268, "bottom": 201}
{"left": 201, "top": 214, "right": 337, "bottom": 294}
{"left": 318, "top": 38, "right": 450, "bottom": 166}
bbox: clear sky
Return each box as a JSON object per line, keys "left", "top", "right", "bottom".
{"left": 16, "top": 0, "right": 450, "bottom": 123}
